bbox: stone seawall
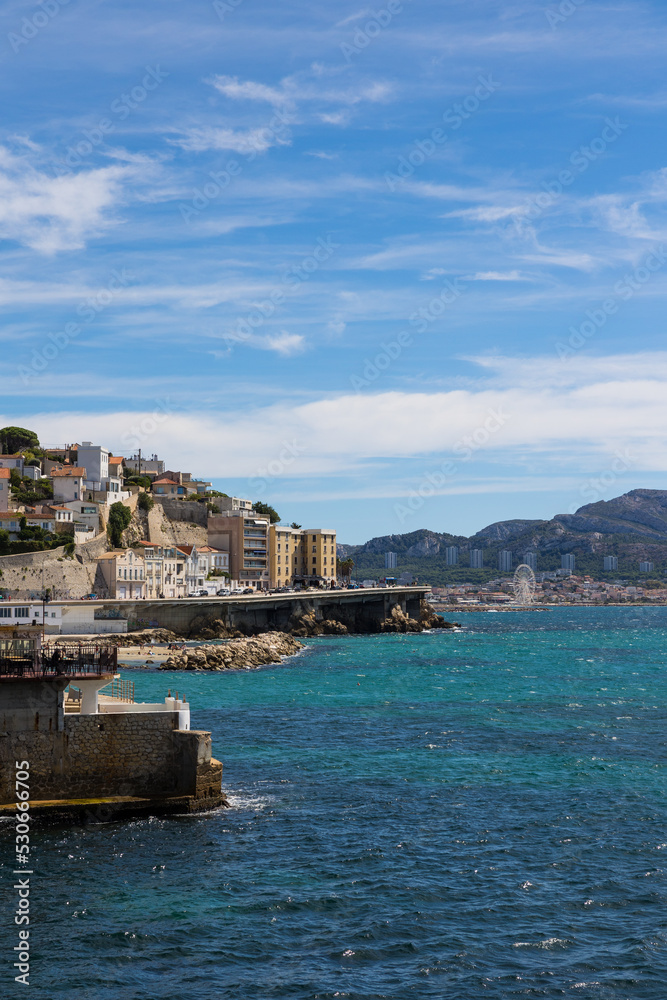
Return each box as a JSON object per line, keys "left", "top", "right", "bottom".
{"left": 113, "top": 587, "right": 431, "bottom": 635}
{"left": 0, "top": 712, "right": 222, "bottom": 808}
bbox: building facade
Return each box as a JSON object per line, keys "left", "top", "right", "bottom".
{"left": 134, "top": 542, "right": 186, "bottom": 598}
{"left": 96, "top": 549, "right": 146, "bottom": 599}
{"left": 269, "top": 526, "right": 337, "bottom": 588}
{"left": 208, "top": 512, "right": 270, "bottom": 589}
{"left": 0, "top": 468, "right": 9, "bottom": 512}
{"left": 498, "top": 550, "right": 513, "bottom": 573}
{"left": 51, "top": 468, "right": 86, "bottom": 503}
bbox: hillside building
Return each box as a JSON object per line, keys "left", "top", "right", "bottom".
{"left": 268, "top": 526, "right": 337, "bottom": 589}
{"left": 96, "top": 550, "right": 146, "bottom": 599}
{"left": 209, "top": 512, "right": 270, "bottom": 590}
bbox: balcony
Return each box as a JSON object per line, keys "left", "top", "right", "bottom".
{"left": 0, "top": 644, "right": 118, "bottom": 680}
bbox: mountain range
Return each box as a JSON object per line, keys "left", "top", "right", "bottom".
{"left": 337, "top": 489, "right": 667, "bottom": 584}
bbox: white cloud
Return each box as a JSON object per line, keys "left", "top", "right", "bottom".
{"left": 20, "top": 353, "right": 667, "bottom": 485}
{"left": 467, "top": 270, "right": 527, "bottom": 281}
{"left": 260, "top": 332, "right": 306, "bottom": 356}
{"left": 208, "top": 75, "right": 288, "bottom": 107}
{"left": 0, "top": 147, "right": 128, "bottom": 253}
{"left": 169, "top": 126, "right": 290, "bottom": 155}
{"left": 319, "top": 111, "right": 350, "bottom": 126}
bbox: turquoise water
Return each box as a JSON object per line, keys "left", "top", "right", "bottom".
{"left": 1, "top": 607, "right": 666, "bottom": 998}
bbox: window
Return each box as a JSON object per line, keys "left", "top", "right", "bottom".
{"left": 14, "top": 607, "right": 29, "bottom": 618}
{"left": 312, "top": 535, "right": 316, "bottom": 541}
{"left": 312, "top": 546, "right": 316, "bottom": 553}
{"left": 0, "top": 607, "right": 11, "bottom": 618}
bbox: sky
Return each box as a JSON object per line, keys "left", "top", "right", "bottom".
{"left": 2, "top": 0, "right": 667, "bottom": 542}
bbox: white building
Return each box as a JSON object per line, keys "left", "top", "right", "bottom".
{"left": 64, "top": 500, "right": 101, "bottom": 533}
{"left": 0, "top": 468, "right": 9, "bottom": 512}
{"left": 77, "top": 443, "right": 110, "bottom": 490}
{"left": 51, "top": 468, "right": 86, "bottom": 503}
{"left": 0, "top": 455, "right": 24, "bottom": 474}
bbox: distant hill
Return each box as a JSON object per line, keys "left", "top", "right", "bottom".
{"left": 338, "top": 489, "right": 667, "bottom": 584}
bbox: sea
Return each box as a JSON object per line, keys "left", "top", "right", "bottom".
{"left": 1, "top": 606, "right": 666, "bottom": 999}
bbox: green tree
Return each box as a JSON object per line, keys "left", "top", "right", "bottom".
{"left": 290, "top": 522, "right": 302, "bottom": 529}
{"left": 0, "top": 426, "right": 39, "bottom": 454}
{"left": 126, "top": 475, "right": 153, "bottom": 490}
{"left": 253, "top": 501, "right": 280, "bottom": 523}
{"left": 137, "top": 492, "right": 154, "bottom": 512}
{"left": 108, "top": 502, "right": 133, "bottom": 547}
{"left": 0, "top": 529, "right": 9, "bottom": 554}
{"left": 337, "top": 557, "right": 354, "bottom": 584}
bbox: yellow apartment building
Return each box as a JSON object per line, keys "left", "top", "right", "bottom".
{"left": 269, "top": 526, "right": 337, "bottom": 589}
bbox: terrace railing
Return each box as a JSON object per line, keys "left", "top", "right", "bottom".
{"left": 0, "top": 645, "right": 118, "bottom": 679}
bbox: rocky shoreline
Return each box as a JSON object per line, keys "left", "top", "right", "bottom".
{"left": 158, "top": 632, "right": 303, "bottom": 671}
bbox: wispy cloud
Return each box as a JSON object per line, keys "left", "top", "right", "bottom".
{"left": 0, "top": 147, "right": 129, "bottom": 253}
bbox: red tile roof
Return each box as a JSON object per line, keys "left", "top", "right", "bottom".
{"left": 0, "top": 469, "right": 9, "bottom": 479}
{"left": 51, "top": 468, "right": 86, "bottom": 478}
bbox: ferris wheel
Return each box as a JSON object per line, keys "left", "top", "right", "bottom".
{"left": 513, "top": 564, "right": 536, "bottom": 605}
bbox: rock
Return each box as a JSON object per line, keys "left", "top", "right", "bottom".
{"left": 285, "top": 608, "right": 348, "bottom": 637}
{"left": 380, "top": 604, "right": 423, "bottom": 633}
{"left": 159, "top": 632, "right": 304, "bottom": 672}
{"left": 102, "top": 628, "right": 179, "bottom": 647}
{"left": 379, "top": 601, "right": 460, "bottom": 633}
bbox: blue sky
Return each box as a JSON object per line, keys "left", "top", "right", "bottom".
{"left": 2, "top": 0, "right": 667, "bottom": 542}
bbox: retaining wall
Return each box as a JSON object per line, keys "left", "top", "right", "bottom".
{"left": 0, "top": 712, "right": 221, "bottom": 804}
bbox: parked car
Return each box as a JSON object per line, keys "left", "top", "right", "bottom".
{"left": 188, "top": 589, "right": 209, "bottom": 597}
{"left": 216, "top": 589, "right": 231, "bottom": 596}
{"left": 242, "top": 587, "right": 255, "bottom": 594}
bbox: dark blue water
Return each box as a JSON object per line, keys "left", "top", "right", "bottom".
{"left": 2, "top": 607, "right": 666, "bottom": 999}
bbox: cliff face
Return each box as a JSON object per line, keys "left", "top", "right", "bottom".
{"left": 553, "top": 490, "right": 667, "bottom": 539}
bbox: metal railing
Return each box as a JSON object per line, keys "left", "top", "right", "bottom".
{"left": 0, "top": 645, "right": 118, "bottom": 678}
{"left": 100, "top": 677, "right": 135, "bottom": 702}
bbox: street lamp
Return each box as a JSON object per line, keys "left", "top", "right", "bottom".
{"left": 42, "top": 587, "right": 51, "bottom": 642}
